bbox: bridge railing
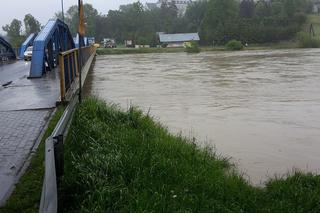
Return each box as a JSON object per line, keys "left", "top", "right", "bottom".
{"left": 59, "top": 45, "right": 96, "bottom": 102}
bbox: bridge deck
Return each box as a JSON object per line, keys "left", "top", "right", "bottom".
{"left": 0, "top": 61, "right": 60, "bottom": 111}
{"left": 0, "top": 61, "right": 60, "bottom": 205}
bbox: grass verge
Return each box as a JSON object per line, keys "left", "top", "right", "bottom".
{"left": 61, "top": 98, "right": 320, "bottom": 212}
{"left": 0, "top": 106, "right": 65, "bottom": 213}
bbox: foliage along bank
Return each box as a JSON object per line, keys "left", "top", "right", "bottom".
{"left": 61, "top": 0, "right": 312, "bottom": 46}
{"left": 2, "top": 0, "right": 315, "bottom": 48}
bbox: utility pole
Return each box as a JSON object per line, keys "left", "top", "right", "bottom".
{"left": 61, "top": 0, "right": 65, "bottom": 22}
{"left": 78, "top": 0, "right": 83, "bottom": 103}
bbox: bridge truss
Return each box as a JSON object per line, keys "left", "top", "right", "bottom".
{"left": 30, "top": 19, "right": 75, "bottom": 78}
{"left": 0, "top": 37, "right": 16, "bottom": 62}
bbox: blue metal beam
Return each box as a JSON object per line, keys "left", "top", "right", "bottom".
{"left": 0, "top": 36, "right": 16, "bottom": 61}
{"left": 19, "top": 33, "right": 37, "bottom": 59}
{"left": 29, "top": 19, "right": 75, "bottom": 78}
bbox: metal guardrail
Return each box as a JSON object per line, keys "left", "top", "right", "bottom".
{"left": 40, "top": 44, "right": 96, "bottom": 213}
{"left": 39, "top": 91, "right": 79, "bottom": 213}
{"left": 59, "top": 45, "right": 96, "bottom": 102}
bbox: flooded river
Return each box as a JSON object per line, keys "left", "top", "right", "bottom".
{"left": 85, "top": 49, "right": 320, "bottom": 184}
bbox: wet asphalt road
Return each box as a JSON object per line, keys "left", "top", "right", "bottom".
{"left": 0, "top": 61, "right": 60, "bottom": 111}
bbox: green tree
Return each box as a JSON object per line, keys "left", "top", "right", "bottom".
{"left": 185, "top": 0, "right": 208, "bottom": 32}
{"left": 24, "top": 14, "right": 41, "bottom": 35}
{"left": 2, "top": 19, "right": 24, "bottom": 48}
{"left": 203, "top": 0, "right": 239, "bottom": 44}
{"left": 58, "top": 4, "right": 99, "bottom": 36}
{"left": 159, "top": 1, "right": 179, "bottom": 33}
{"left": 239, "top": 0, "right": 255, "bottom": 18}
{"left": 255, "top": 0, "right": 272, "bottom": 17}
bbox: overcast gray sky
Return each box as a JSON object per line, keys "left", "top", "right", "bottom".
{"left": 0, "top": 0, "right": 153, "bottom": 34}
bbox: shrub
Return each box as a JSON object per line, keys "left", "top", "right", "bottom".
{"left": 161, "top": 43, "right": 168, "bottom": 48}
{"left": 226, "top": 39, "right": 244, "bottom": 51}
{"left": 297, "top": 32, "right": 320, "bottom": 48}
{"left": 185, "top": 41, "right": 201, "bottom": 53}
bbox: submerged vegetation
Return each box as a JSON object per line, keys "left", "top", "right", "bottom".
{"left": 61, "top": 98, "right": 320, "bottom": 212}
{"left": 226, "top": 39, "right": 244, "bottom": 51}
{"left": 297, "top": 32, "right": 320, "bottom": 48}
{"left": 96, "top": 47, "right": 185, "bottom": 55}
{"left": 185, "top": 41, "right": 201, "bottom": 53}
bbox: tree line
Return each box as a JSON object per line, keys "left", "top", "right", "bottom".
{"left": 70, "top": 0, "right": 312, "bottom": 45}
{"left": 2, "top": 14, "right": 41, "bottom": 48}
{"left": 2, "top": 0, "right": 313, "bottom": 47}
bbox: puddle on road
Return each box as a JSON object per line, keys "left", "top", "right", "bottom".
{"left": 84, "top": 49, "right": 320, "bottom": 185}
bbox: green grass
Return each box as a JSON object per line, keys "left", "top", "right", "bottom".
{"left": 303, "top": 15, "right": 320, "bottom": 38}
{"left": 0, "top": 107, "right": 65, "bottom": 213}
{"left": 60, "top": 98, "right": 320, "bottom": 212}
{"left": 245, "top": 41, "right": 300, "bottom": 50}
{"left": 295, "top": 15, "right": 320, "bottom": 48}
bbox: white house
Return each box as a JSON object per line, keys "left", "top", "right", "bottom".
{"left": 159, "top": 33, "right": 200, "bottom": 47}
{"left": 313, "top": 0, "right": 320, "bottom": 13}
{"left": 146, "top": 0, "right": 194, "bottom": 16}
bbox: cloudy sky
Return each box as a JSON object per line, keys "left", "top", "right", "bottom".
{"left": 0, "top": 0, "right": 153, "bottom": 34}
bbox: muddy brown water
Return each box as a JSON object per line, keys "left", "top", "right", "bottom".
{"left": 85, "top": 49, "right": 320, "bottom": 185}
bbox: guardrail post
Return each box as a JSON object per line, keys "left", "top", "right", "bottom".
{"left": 39, "top": 137, "right": 58, "bottom": 213}
{"left": 53, "top": 135, "right": 64, "bottom": 181}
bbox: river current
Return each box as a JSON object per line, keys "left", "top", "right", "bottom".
{"left": 85, "top": 49, "right": 320, "bottom": 184}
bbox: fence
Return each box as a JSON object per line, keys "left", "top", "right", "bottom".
{"left": 59, "top": 45, "right": 96, "bottom": 102}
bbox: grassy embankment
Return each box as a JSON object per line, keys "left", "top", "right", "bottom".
{"left": 60, "top": 98, "right": 320, "bottom": 212}
{"left": 0, "top": 107, "right": 65, "bottom": 213}
{"left": 296, "top": 14, "right": 320, "bottom": 47}
{"left": 303, "top": 14, "right": 320, "bottom": 37}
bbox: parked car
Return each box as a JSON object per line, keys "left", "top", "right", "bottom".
{"left": 24, "top": 46, "right": 33, "bottom": 61}
{"left": 103, "top": 38, "right": 116, "bottom": 48}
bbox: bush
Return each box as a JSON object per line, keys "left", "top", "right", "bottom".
{"left": 297, "top": 32, "right": 320, "bottom": 48}
{"left": 226, "top": 39, "right": 244, "bottom": 51}
{"left": 161, "top": 43, "right": 168, "bottom": 48}
{"left": 185, "top": 41, "right": 201, "bottom": 53}
{"left": 136, "top": 37, "right": 149, "bottom": 45}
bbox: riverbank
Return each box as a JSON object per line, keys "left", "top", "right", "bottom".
{"left": 60, "top": 98, "right": 320, "bottom": 212}
{"left": 96, "top": 41, "right": 301, "bottom": 55}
